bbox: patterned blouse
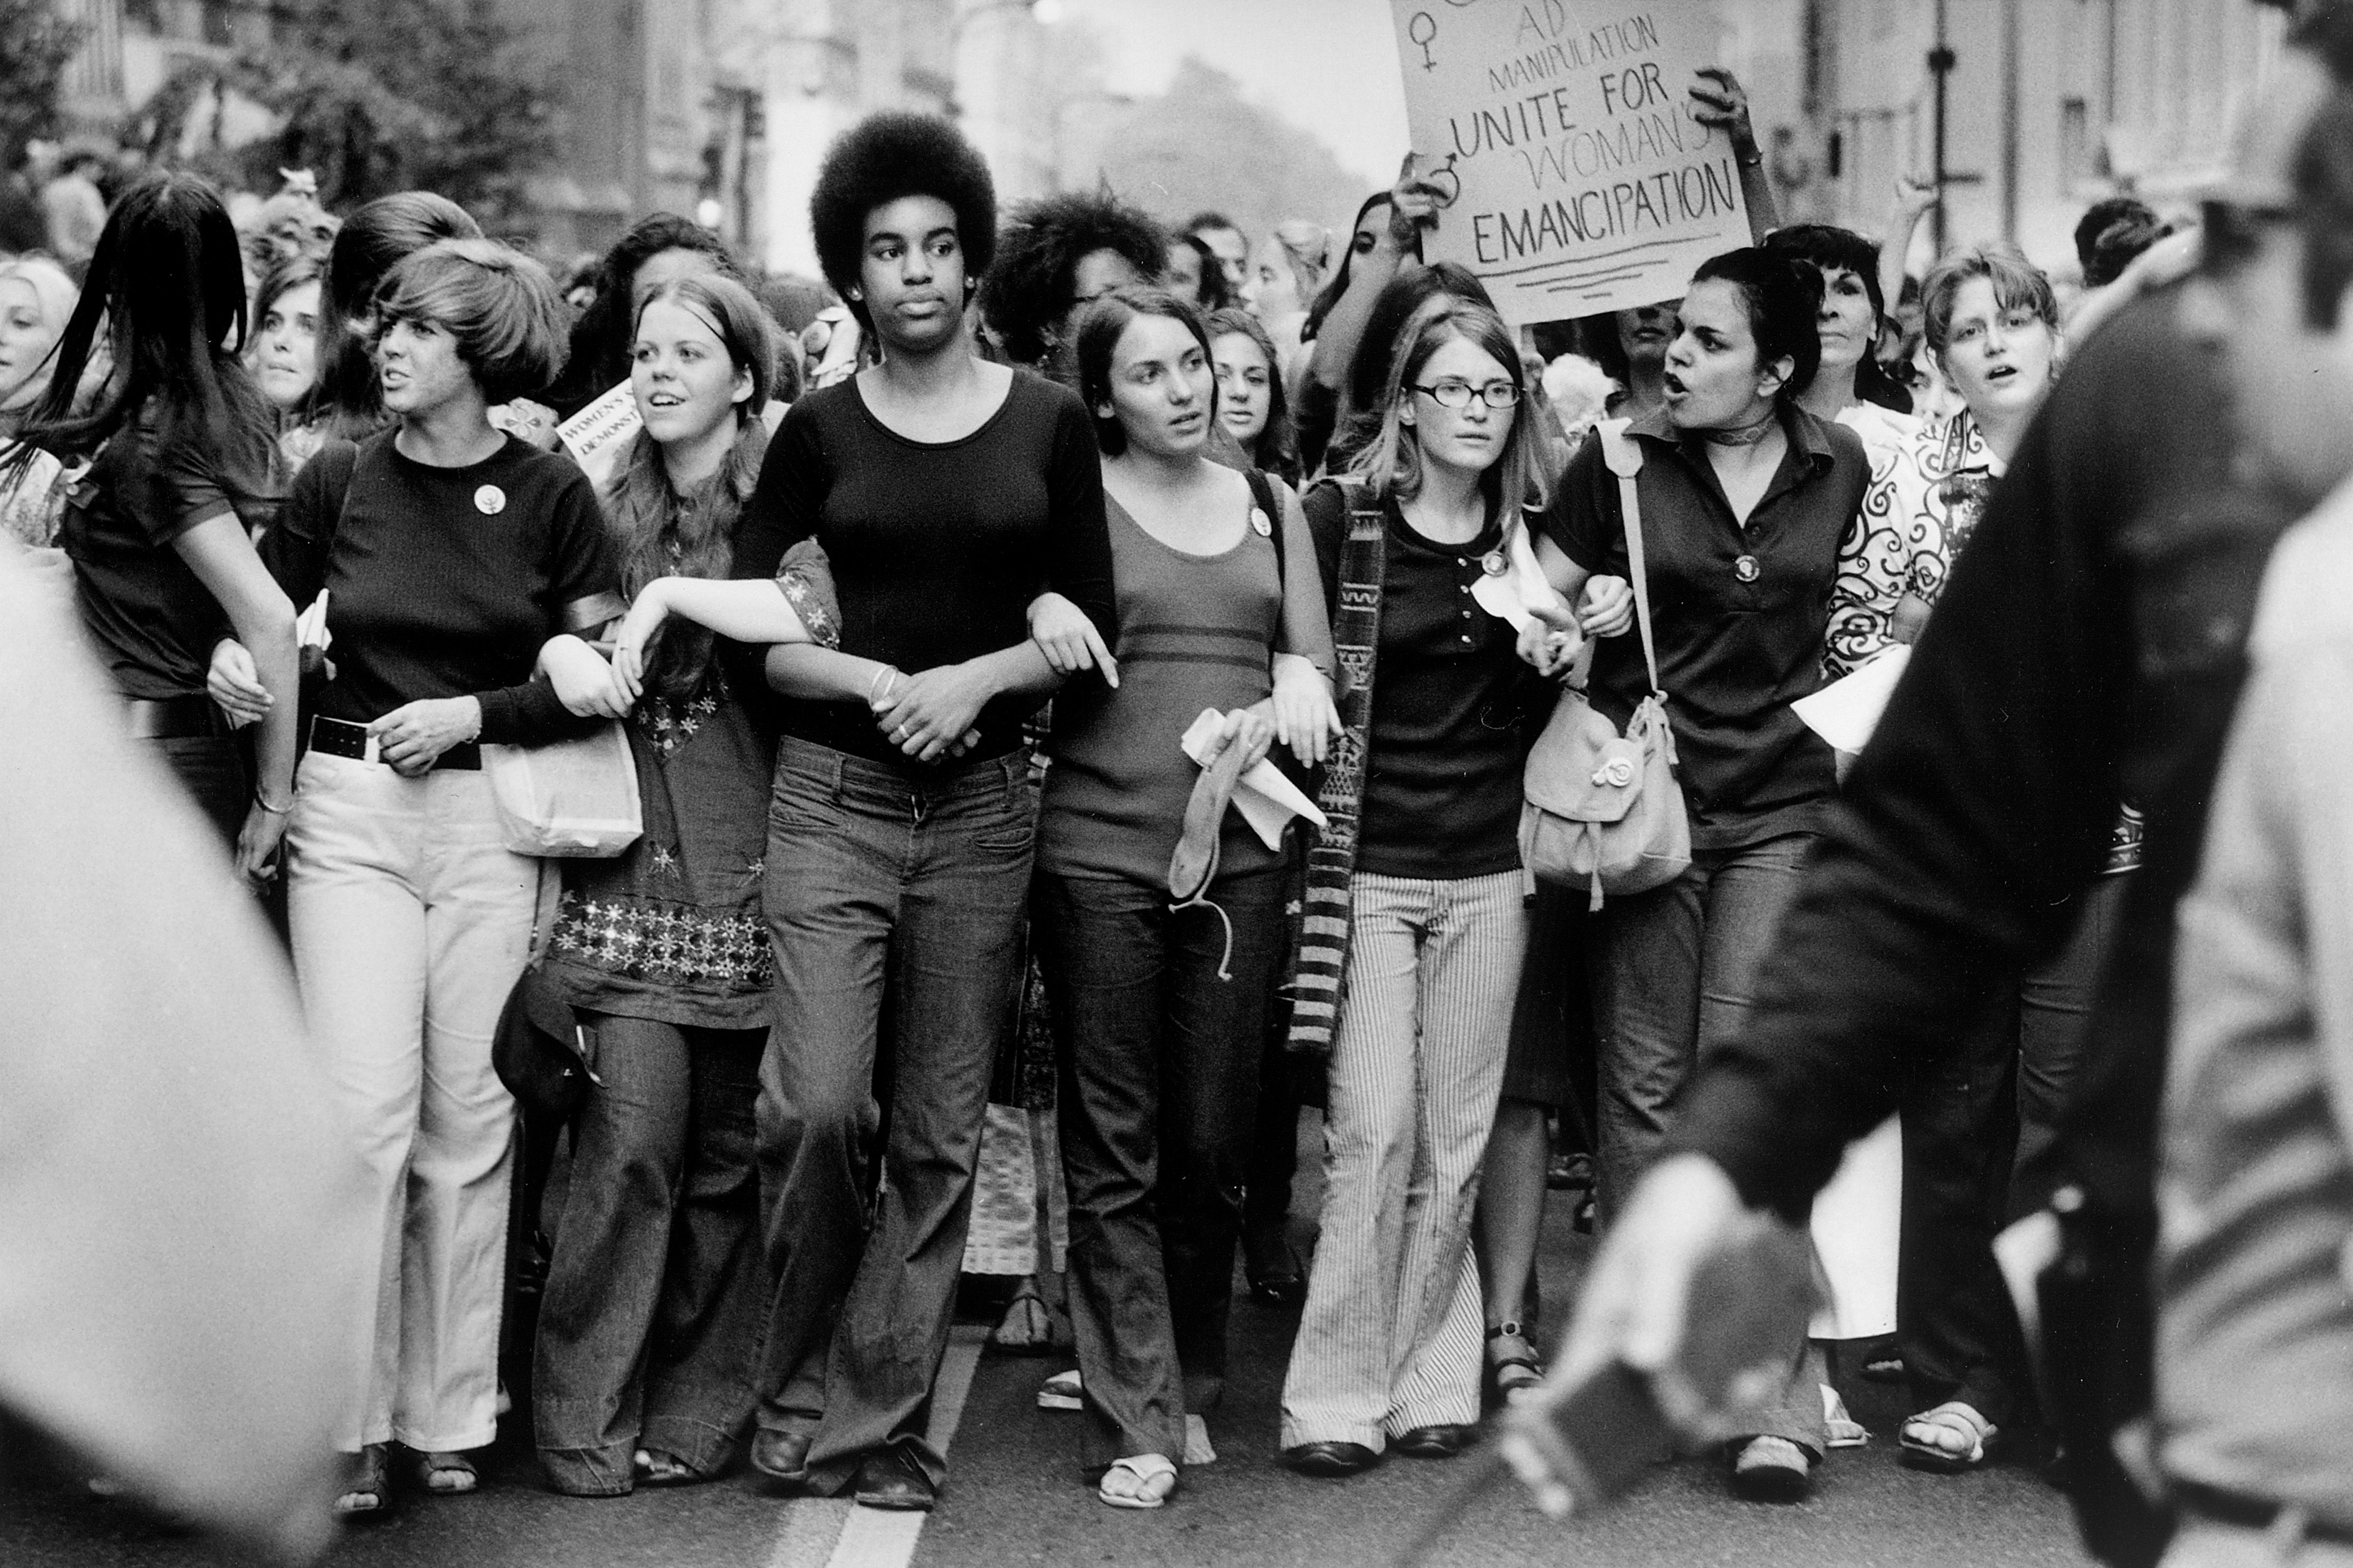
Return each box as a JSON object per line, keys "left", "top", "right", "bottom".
{"left": 1825, "top": 408, "right": 1993, "bottom": 678}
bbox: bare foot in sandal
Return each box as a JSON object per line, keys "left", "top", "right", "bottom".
{"left": 1900, "top": 1401, "right": 1997, "bottom": 1472}
{"left": 335, "top": 1443, "right": 391, "bottom": 1517}
{"left": 411, "top": 1450, "right": 478, "bottom": 1495}
{"left": 1098, "top": 1453, "right": 1177, "bottom": 1509}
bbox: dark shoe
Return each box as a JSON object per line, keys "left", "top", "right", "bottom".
{"left": 1282, "top": 1440, "right": 1381, "bottom": 1477}
{"left": 1243, "top": 1225, "right": 1308, "bottom": 1309}
{"left": 851, "top": 1448, "right": 936, "bottom": 1512}
{"left": 749, "top": 1429, "right": 812, "bottom": 1489}
{"left": 1393, "top": 1424, "right": 1474, "bottom": 1459}
{"left": 1729, "top": 1436, "right": 1813, "bottom": 1503}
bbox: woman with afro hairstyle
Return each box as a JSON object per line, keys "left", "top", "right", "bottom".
{"left": 728, "top": 111, "right": 1118, "bottom": 1514}
{"left": 977, "top": 187, "right": 1168, "bottom": 376}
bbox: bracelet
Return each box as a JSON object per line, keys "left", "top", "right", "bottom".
{"left": 254, "top": 787, "right": 294, "bottom": 815}
{"left": 866, "top": 665, "right": 902, "bottom": 704}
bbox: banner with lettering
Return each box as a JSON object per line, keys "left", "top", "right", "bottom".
{"left": 1387, "top": 3, "right": 1750, "bottom": 324}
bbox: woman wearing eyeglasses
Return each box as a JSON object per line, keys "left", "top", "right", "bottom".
{"left": 1277, "top": 295, "right": 1551, "bottom": 1478}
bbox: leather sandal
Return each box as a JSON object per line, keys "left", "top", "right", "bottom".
{"left": 334, "top": 1443, "right": 391, "bottom": 1518}
{"left": 1900, "top": 1401, "right": 1997, "bottom": 1473}
{"left": 411, "top": 1450, "right": 478, "bottom": 1495}
{"left": 633, "top": 1448, "right": 704, "bottom": 1487}
{"left": 1097, "top": 1453, "right": 1178, "bottom": 1509}
{"left": 1485, "top": 1323, "right": 1545, "bottom": 1406}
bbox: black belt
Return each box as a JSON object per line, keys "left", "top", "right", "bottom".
{"left": 2175, "top": 1481, "right": 2353, "bottom": 1546}
{"left": 125, "top": 694, "right": 226, "bottom": 741}
{"left": 306, "top": 715, "right": 481, "bottom": 771}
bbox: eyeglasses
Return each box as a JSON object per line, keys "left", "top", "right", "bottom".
{"left": 1410, "top": 378, "right": 1521, "bottom": 410}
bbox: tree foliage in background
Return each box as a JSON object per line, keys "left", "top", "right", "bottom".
{"left": 145, "top": 0, "right": 555, "bottom": 223}
{"left": 1080, "top": 59, "right": 1370, "bottom": 256}
{"left": 0, "top": 0, "right": 88, "bottom": 164}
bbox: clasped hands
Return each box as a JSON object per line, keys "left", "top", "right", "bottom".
{"left": 1517, "top": 575, "right": 1636, "bottom": 677}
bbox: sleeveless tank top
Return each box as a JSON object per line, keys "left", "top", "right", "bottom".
{"left": 1039, "top": 488, "right": 1283, "bottom": 886}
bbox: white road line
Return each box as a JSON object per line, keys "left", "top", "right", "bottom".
{"left": 763, "top": 1323, "right": 992, "bottom": 1568}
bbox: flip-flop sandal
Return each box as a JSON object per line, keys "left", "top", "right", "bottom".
{"left": 1821, "top": 1384, "right": 1870, "bottom": 1448}
{"left": 1900, "top": 1401, "right": 1997, "bottom": 1472}
{"left": 1036, "top": 1368, "right": 1083, "bottom": 1411}
{"left": 992, "top": 1284, "right": 1066, "bottom": 1353}
{"left": 1485, "top": 1323, "right": 1545, "bottom": 1406}
{"left": 633, "top": 1448, "right": 704, "bottom": 1487}
{"left": 1166, "top": 735, "right": 1254, "bottom": 981}
{"left": 411, "top": 1451, "right": 478, "bottom": 1495}
{"left": 1097, "top": 1453, "right": 1178, "bottom": 1509}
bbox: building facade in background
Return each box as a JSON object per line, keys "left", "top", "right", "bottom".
{"left": 1748, "top": 0, "right": 2285, "bottom": 277}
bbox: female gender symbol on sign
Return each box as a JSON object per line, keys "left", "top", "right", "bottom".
{"left": 1407, "top": 11, "right": 1438, "bottom": 69}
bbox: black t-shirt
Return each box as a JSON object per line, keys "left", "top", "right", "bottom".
{"left": 1539, "top": 406, "right": 1865, "bottom": 851}
{"left": 1306, "top": 482, "right": 1535, "bottom": 879}
{"left": 266, "top": 433, "right": 622, "bottom": 746}
{"left": 731, "top": 368, "right": 1115, "bottom": 766}
{"left": 60, "top": 411, "right": 281, "bottom": 701}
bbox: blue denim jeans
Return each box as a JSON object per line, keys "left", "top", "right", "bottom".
{"left": 534, "top": 1015, "right": 766, "bottom": 1494}
{"left": 1588, "top": 831, "right": 1825, "bottom": 1453}
{"left": 1588, "top": 833, "right": 1818, "bottom": 1224}
{"left": 752, "top": 738, "right": 1036, "bottom": 1494}
{"left": 1033, "top": 865, "right": 1286, "bottom": 1471}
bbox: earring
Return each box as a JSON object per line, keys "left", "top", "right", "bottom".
{"left": 848, "top": 287, "right": 862, "bottom": 301}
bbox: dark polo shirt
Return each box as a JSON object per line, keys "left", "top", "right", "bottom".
{"left": 1538, "top": 403, "right": 1868, "bottom": 852}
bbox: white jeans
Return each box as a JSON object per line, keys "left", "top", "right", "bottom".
{"left": 288, "top": 751, "right": 535, "bottom": 1452}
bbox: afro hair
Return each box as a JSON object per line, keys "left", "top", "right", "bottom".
{"left": 978, "top": 189, "right": 1169, "bottom": 367}
{"left": 810, "top": 112, "right": 997, "bottom": 328}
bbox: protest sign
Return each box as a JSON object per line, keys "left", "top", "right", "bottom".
{"left": 557, "top": 381, "right": 643, "bottom": 494}
{"left": 1386, "top": 3, "right": 1752, "bottom": 324}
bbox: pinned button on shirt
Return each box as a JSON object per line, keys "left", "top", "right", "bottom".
{"left": 1734, "top": 554, "right": 1760, "bottom": 583}
{"left": 475, "top": 484, "right": 508, "bottom": 516}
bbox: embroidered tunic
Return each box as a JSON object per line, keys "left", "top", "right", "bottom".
{"left": 541, "top": 662, "right": 777, "bottom": 1029}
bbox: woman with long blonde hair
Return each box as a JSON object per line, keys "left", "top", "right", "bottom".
{"left": 1278, "top": 295, "right": 1552, "bottom": 1476}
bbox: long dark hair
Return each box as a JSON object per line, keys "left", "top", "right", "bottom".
{"left": 1204, "top": 305, "right": 1298, "bottom": 482}
{"left": 547, "top": 212, "right": 739, "bottom": 417}
{"left": 606, "top": 272, "right": 777, "bottom": 702}
{"left": 1302, "top": 191, "right": 1392, "bottom": 344}
{"left": 1, "top": 171, "right": 274, "bottom": 509}
{"left": 311, "top": 191, "right": 481, "bottom": 438}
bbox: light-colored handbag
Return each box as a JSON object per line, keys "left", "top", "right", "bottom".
{"left": 1518, "top": 419, "right": 1692, "bottom": 909}
{"left": 483, "top": 721, "right": 644, "bottom": 858}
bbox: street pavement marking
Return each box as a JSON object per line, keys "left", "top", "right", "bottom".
{"left": 764, "top": 1323, "right": 990, "bottom": 1568}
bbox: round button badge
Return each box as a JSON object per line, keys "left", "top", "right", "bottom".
{"left": 1480, "top": 550, "right": 1508, "bottom": 576}
{"left": 1734, "top": 554, "right": 1760, "bottom": 583}
{"left": 474, "top": 484, "right": 507, "bottom": 516}
{"left": 1249, "top": 507, "right": 1273, "bottom": 537}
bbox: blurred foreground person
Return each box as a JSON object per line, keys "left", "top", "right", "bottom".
{"left": 2149, "top": 83, "right": 2353, "bottom": 1568}
{"left": 0, "top": 539, "right": 368, "bottom": 1563}
{"left": 1550, "top": 11, "right": 2349, "bottom": 1565}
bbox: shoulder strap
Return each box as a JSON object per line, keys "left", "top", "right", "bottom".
{"left": 1243, "top": 466, "right": 1284, "bottom": 585}
{"left": 1597, "top": 419, "right": 1663, "bottom": 698}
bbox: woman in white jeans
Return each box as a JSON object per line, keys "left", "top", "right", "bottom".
{"left": 1278, "top": 295, "right": 1561, "bottom": 1474}
{"left": 250, "top": 237, "right": 625, "bottom": 1514}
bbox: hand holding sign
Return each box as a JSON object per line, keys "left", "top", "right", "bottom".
{"left": 1388, "top": 151, "right": 1454, "bottom": 250}
{"left": 1687, "top": 66, "right": 1759, "bottom": 161}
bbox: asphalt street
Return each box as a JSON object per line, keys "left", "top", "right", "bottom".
{"left": 2, "top": 1112, "right": 2093, "bottom": 1568}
